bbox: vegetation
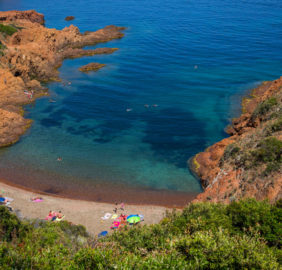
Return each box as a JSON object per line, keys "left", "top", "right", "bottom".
{"left": 267, "top": 116, "right": 282, "bottom": 134}
{"left": 0, "top": 41, "right": 6, "bottom": 56}
{"left": 0, "top": 23, "right": 18, "bottom": 36}
{"left": 252, "top": 97, "right": 278, "bottom": 120}
{"left": 0, "top": 199, "right": 281, "bottom": 269}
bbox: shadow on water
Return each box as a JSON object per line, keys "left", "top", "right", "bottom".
{"left": 142, "top": 107, "right": 207, "bottom": 168}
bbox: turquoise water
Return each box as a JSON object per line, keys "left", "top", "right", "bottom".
{"left": 0, "top": 0, "right": 282, "bottom": 204}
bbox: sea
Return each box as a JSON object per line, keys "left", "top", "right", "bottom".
{"left": 0, "top": 0, "right": 282, "bottom": 206}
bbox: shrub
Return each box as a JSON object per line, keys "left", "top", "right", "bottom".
{"left": 253, "top": 137, "right": 282, "bottom": 164}
{"left": 226, "top": 199, "right": 282, "bottom": 247}
{"left": 175, "top": 230, "right": 280, "bottom": 269}
{"left": 252, "top": 97, "right": 278, "bottom": 120}
{"left": 0, "top": 206, "right": 29, "bottom": 241}
{"left": 269, "top": 117, "right": 282, "bottom": 133}
{"left": 0, "top": 24, "right": 17, "bottom": 36}
{"left": 223, "top": 144, "right": 241, "bottom": 160}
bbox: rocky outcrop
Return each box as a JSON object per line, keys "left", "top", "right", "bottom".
{"left": 79, "top": 63, "right": 106, "bottom": 72}
{"left": 191, "top": 77, "right": 282, "bottom": 203}
{"left": 0, "top": 10, "right": 44, "bottom": 25}
{"left": 0, "top": 10, "right": 125, "bottom": 147}
{"left": 65, "top": 16, "right": 75, "bottom": 21}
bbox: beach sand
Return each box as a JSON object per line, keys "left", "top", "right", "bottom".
{"left": 0, "top": 181, "right": 169, "bottom": 236}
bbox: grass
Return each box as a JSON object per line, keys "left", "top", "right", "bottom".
{"left": 0, "top": 24, "right": 18, "bottom": 36}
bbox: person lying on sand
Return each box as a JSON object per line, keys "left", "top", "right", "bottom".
{"left": 30, "top": 196, "right": 43, "bottom": 201}
{"left": 0, "top": 196, "right": 13, "bottom": 205}
{"left": 51, "top": 211, "right": 64, "bottom": 221}
{"left": 120, "top": 202, "right": 125, "bottom": 211}
{"left": 0, "top": 196, "right": 8, "bottom": 204}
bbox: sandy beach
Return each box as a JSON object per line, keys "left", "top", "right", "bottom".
{"left": 0, "top": 180, "right": 169, "bottom": 236}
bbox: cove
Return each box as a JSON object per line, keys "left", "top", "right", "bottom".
{"left": 0, "top": 0, "right": 282, "bottom": 206}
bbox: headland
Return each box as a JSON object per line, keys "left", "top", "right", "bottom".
{"left": 190, "top": 77, "right": 282, "bottom": 203}
{"left": 0, "top": 10, "right": 124, "bottom": 147}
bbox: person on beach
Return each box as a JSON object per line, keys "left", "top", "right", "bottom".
{"left": 46, "top": 210, "right": 54, "bottom": 220}
{"left": 113, "top": 202, "right": 118, "bottom": 213}
{"left": 31, "top": 196, "right": 43, "bottom": 201}
{"left": 0, "top": 196, "right": 8, "bottom": 204}
{"left": 120, "top": 202, "right": 124, "bottom": 211}
{"left": 57, "top": 211, "right": 63, "bottom": 219}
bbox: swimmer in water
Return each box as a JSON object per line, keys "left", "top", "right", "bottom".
{"left": 57, "top": 157, "right": 62, "bottom": 161}
{"left": 144, "top": 104, "right": 149, "bottom": 108}
{"left": 126, "top": 108, "right": 132, "bottom": 112}
{"left": 152, "top": 104, "right": 158, "bottom": 107}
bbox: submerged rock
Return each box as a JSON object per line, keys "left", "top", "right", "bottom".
{"left": 79, "top": 63, "right": 106, "bottom": 72}
{"left": 65, "top": 16, "right": 75, "bottom": 21}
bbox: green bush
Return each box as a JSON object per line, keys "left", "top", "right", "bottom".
{"left": 269, "top": 117, "right": 282, "bottom": 133}
{"left": 253, "top": 137, "right": 282, "bottom": 163}
{"left": 175, "top": 230, "right": 279, "bottom": 269}
{"left": 226, "top": 199, "right": 282, "bottom": 247}
{"left": 0, "top": 24, "right": 17, "bottom": 36}
{"left": 0, "top": 206, "right": 30, "bottom": 241}
{"left": 252, "top": 97, "right": 278, "bottom": 120}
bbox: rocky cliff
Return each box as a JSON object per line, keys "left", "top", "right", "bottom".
{"left": 191, "top": 78, "right": 282, "bottom": 203}
{"left": 0, "top": 10, "right": 124, "bottom": 147}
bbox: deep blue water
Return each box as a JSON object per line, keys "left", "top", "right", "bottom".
{"left": 0, "top": 0, "right": 282, "bottom": 202}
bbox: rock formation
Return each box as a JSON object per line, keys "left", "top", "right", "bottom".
{"left": 191, "top": 78, "right": 282, "bottom": 203}
{"left": 0, "top": 10, "right": 125, "bottom": 147}
{"left": 79, "top": 63, "right": 106, "bottom": 72}
{"left": 65, "top": 16, "right": 75, "bottom": 21}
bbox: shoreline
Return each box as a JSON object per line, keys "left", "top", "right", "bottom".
{"left": 0, "top": 181, "right": 168, "bottom": 236}
{"left": 0, "top": 173, "right": 198, "bottom": 208}
{"left": 0, "top": 10, "right": 200, "bottom": 209}
{"left": 0, "top": 10, "right": 125, "bottom": 148}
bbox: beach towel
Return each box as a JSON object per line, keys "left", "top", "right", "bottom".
{"left": 110, "top": 221, "right": 121, "bottom": 229}
{"left": 111, "top": 214, "right": 118, "bottom": 219}
{"left": 98, "top": 231, "right": 108, "bottom": 238}
{"left": 101, "top": 213, "right": 112, "bottom": 220}
{"left": 54, "top": 216, "right": 65, "bottom": 222}
{"left": 32, "top": 199, "right": 43, "bottom": 202}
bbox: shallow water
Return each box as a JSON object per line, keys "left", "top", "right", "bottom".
{"left": 0, "top": 0, "right": 282, "bottom": 205}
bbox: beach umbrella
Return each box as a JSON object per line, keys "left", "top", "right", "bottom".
{"left": 127, "top": 214, "right": 139, "bottom": 219}
{"left": 127, "top": 216, "right": 141, "bottom": 224}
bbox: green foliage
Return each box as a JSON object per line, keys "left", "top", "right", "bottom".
{"left": 252, "top": 137, "right": 282, "bottom": 175}
{"left": 0, "top": 200, "right": 281, "bottom": 269}
{"left": 0, "top": 41, "right": 6, "bottom": 56}
{"left": 254, "top": 137, "right": 282, "bottom": 163}
{"left": 227, "top": 199, "right": 282, "bottom": 247}
{"left": 235, "top": 137, "right": 282, "bottom": 174}
{"left": 0, "top": 23, "right": 17, "bottom": 36}
{"left": 252, "top": 97, "right": 278, "bottom": 119}
{"left": 0, "top": 206, "right": 30, "bottom": 241}
{"left": 269, "top": 116, "right": 282, "bottom": 133}
{"left": 176, "top": 230, "right": 279, "bottom": 269}
{"left": 220, "top": 143, "right": 241, "bottom": 166}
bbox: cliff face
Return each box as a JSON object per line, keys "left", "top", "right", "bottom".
{"left": 0, "top": 10, "right": 124, "bottom": 147}
{"left": 191, "top": 78, "right": 282, "bottom": 203}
